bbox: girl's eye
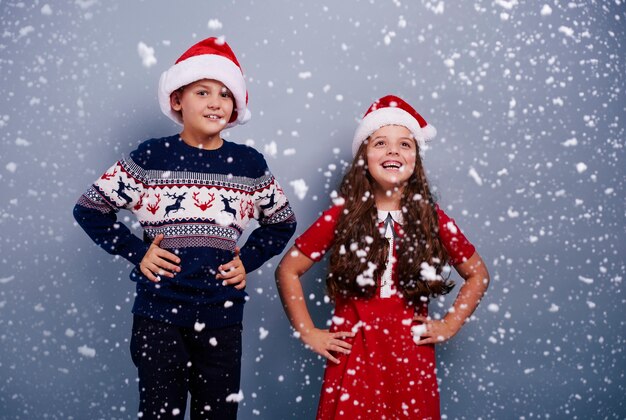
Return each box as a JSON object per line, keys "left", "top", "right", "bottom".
{"left": 375, "top": 140, "right": 385, "bottom": 146}
{"left": 197, "top": 90, "right": 208, "bottom": 96}
{"left": 220, "top": 89, "right": 232, "bottom": 98}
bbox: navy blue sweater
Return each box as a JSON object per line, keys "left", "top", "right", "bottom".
{"left": 74, "top": 135, "right": 296, "bottom": 328}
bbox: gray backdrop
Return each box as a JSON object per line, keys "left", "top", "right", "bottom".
{"left": 1, "top": 1, "right": 624, "bottom": 418}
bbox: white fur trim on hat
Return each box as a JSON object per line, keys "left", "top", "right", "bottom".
{"left": 352, "top": 107, "right": 436, "bottom": 157}
{"left": 158, "top": 54, "right": 250, "bottom": 128}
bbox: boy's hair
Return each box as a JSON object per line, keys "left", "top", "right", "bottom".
{"left": 158, "top": 37, "right": 251, "bottom": 128}
{"left": 326, "top": 141, "right": 453, "bottom": 304}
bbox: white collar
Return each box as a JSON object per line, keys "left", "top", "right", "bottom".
{"left": 377, "top": 209, "right": 404, "bottom": 225}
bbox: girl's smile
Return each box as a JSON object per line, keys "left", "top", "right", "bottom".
{"left": 380, "top": 159, "right": 403, "bottom": 171}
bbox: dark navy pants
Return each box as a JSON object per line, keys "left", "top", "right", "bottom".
{"left": 130, "top": 315, "right": 242, "bottom": 419}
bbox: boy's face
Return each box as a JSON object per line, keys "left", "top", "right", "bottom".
{"left": 171, "top": 79, "right": 234, "bottom": 142}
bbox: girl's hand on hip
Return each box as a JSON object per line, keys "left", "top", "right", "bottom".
{"left": 412, "top": 315, "right": 461, "bottom": 345}
{"left": 139, "top": 234, "right": 181, "bottom": 282}
{"left": 217, "top": 247, "right": 247, "bottom": 290}
{"left": 301, "top": 328, "right": 356, "bottom": 364}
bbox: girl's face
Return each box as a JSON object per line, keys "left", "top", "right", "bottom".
{"left": 366, "top": 124, "right": 417, "bottom": 192}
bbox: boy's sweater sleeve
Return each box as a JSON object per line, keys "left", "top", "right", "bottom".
{"left": 73, "top": 158, "right": 149, "bottom": 266}
{"left": 238, "top": 158, "right": 297, "bottom": 273}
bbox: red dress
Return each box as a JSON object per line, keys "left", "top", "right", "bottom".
{"left": 295, "top": 205, "right": 475, "bottom": 420}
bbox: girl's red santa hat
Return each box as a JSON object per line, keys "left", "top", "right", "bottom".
{"left": 352, "top": 95, "right": 436, "bottom": 156}
{"left": 158, "top": 37, "right": 251, "bottom": 128}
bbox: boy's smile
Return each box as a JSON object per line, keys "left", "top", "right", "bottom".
{"left": 171, "top": 79, "right": 234, "bottom": 148}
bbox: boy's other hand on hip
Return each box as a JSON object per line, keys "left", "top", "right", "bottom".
{"left": 217, "top": 247, "right": 247, "bottom": 290}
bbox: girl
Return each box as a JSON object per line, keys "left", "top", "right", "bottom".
{"left": 275, "top": 95, "right": 490, "bottom": 419}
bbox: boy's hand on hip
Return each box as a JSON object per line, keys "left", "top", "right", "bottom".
{"left": 217, "top": 247, "right": 247, "bottom": 290}
{"left": 139, "top": 234, "right": 181, "bottom": 282}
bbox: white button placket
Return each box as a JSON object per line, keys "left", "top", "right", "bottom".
{"left": 379, "top": 212, "right": 396, "bottom": 299}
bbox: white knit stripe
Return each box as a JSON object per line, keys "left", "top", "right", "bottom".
{"left": 253, "top": 178, "right": 291, "bottom": 224}
{"left": 131, "top": 186, "right": 256, "bottom": 229}
{"left": 93, "top": 161, "right": 145, "bottom": 210}
{"left": 130, "top": 183, "right": 292, "bottom": 229}
{"left": 122, "top": 156, "right": 272, "bottom": 191}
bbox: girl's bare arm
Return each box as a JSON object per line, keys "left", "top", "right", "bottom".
{"left": 275, "top": 246, "right": 355, "bottom": 363}
{"left": 414, "top": 251, "right": 490, "bottom": 344}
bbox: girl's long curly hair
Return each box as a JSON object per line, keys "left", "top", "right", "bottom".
{"left": 326, "top": 139, "right": 454, "bottom": 305}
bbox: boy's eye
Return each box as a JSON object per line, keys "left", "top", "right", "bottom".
{"left": 197, "top": 90, "right": 208, "bottom": 96}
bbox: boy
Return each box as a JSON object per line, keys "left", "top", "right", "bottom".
{"left": 73, "top": 37, "right": 297, "bottom": 419}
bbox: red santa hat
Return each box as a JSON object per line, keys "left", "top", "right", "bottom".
{"left": 352, "top": 95, "right": 436, "bottom": 156}
{"left": 158, "top": 37, "right": 251, "bottom": 128}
